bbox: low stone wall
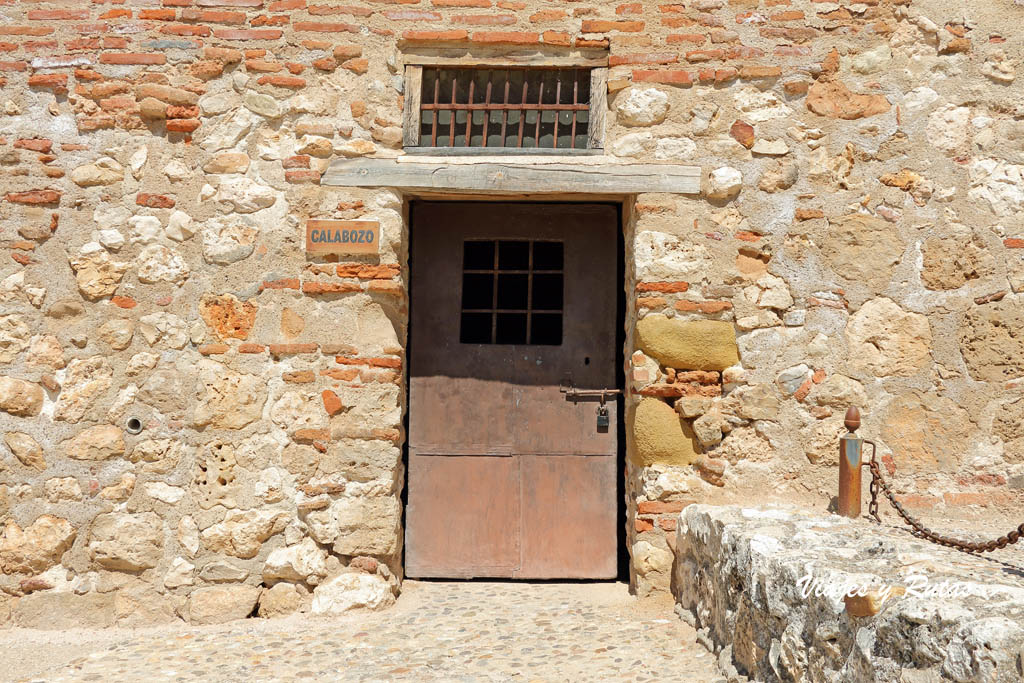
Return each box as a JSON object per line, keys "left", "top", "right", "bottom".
{"left": 673, "top": 505, "right": 1024, "bottom": 682}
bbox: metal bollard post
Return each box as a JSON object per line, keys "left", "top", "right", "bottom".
{"left": 838, "top": 406, "right": 865, "bottom": 518}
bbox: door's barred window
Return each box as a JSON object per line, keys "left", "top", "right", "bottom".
{"left": 460, "top": 239, "right": 563, "bottom": 345}
{"left": 419, "top": 68, "right": 591, "bottom": 150}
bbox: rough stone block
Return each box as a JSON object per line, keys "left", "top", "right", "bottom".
{"left": 631, "top": 397, "right": 700, "bottom": 466}
{"left": 636, "top": 315, "right": 739, "bottom": 371}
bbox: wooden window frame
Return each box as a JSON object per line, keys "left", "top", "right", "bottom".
{"left": 402, "top": 64, "right": 607, "bottom": 154}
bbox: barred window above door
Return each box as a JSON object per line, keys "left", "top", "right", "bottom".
{"left": 402, "top": 66, "right": 606, "bottom": 153}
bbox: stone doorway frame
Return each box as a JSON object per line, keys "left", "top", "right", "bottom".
{"left": 321, "top": 156, "right": 702, "bottom": 591}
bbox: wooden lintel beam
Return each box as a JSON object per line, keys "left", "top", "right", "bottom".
{"left": 321, "top": 158, "right": 702, "bottom": 195}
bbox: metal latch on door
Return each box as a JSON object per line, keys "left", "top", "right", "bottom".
{"left": 559, "top": 382, "right": 623, "bottom": 429}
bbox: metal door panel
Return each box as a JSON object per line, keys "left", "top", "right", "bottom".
{"left": 405, "top": 454, "right": 520, "bottom": 578}
{"left": 512, "top": 385, "right": 617, "bottom": 456}
{"left": 409, "top": 376, "right": 514, "bottom": 455}
{"left": 516, "top": 454, "right": 618, "bottom": 578}
{"left": 407, "top": 202, "right": 619, "bottom": 578}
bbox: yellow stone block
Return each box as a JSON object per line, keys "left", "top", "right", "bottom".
{"left": 636, "top": 315, "right": 739, "bottom": 371}
{"left": 631, "top": 397, "right": 701, "bottom": 466}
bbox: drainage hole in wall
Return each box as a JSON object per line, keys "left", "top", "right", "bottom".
{"left": 126, "top": 417, "right": 143, "bottom": 434}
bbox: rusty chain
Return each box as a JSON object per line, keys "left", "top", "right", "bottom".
{"left": 867, "top": 458, "right": 1024, "bottom": 553}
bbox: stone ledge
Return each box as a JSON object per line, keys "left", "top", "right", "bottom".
{"left": 672, "top": 505, "right": 1024, "bottom": 682}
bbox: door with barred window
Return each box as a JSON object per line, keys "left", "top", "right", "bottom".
{"left": 406, "top": 202, "right": 618, "bottom": 578}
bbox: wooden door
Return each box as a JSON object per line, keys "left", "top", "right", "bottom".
{"left": 406, "top": 202, "right": 619, "bottom": 579}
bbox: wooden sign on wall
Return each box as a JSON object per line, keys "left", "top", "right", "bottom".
{"left": 306, "top": 220, "right": 380, "bottom": 255}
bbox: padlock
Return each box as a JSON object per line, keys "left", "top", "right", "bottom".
{"left": 596, "top": 404, "right": 610, "bottom": 429}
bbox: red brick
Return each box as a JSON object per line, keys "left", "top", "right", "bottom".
{"left": 0, "top": 61, "right": 27, "bottom": 72}
{"left": 541, "top": 30, "right": 570, "bottom": 46}
{"left": 167, "top": 105, "right": 200, "bottom": 119}
{"left": 28, "top": 73, "right": 68, "bottom": 89}
{"left": 252, "top": 14, "right": 290, "bottom": 26}
{"left": 160, "top": 24, "right": 211, "bottom": 35}
{"left": 197, "top": 0, "right": 263, "bottom": 5}
{"left": 270, "top": 0, "right": 306, "bottom": 8}
{"left": 312, "top": 56, "right": 338, "bottom": 70}
{"left": 617, "top": 3, "right": 642, "bottom": 14}
{"left": 205, "top": 46, "right": 244, "bottom": 62}
{"left": 321, "top": 368, "right": 360, "bottom": 381}
{"left": 166, "top": 119, "right": 202, "bottom": 133}
{"left": 635, "top": 519, "right": 655, "bottom": 533}
{"left": 771, "top": 10, "right": 804, "bottom": 21}
{"left": 136, "top": 193, "right": 176, "bottom": 208}
{"left": 0, "top": 26, "right": 55, "bottom": 36}
{"left": 367, "top": 280, "right": 404, "bottom": 295}
{"left": 667, "top": 33, "right": 707, "bottom": 44}
{"left": 609, "top": 53, "right": 679, "bottom": 66}
{"left": 258, "top": 74, "right": 306, "bottom": 87}
{"left": 285, "top": 169, "right": 321, "bottom": 183}
{"left": 213, "top": 28, "right": 283, "bottom": 39}
{"left": 637, "top": 281, "right": 689, "bottom": 293}
{"left": 336, "top": 263, "right": 401, "bottom": 279}
{"left": 341, "top": 57, "right": 368, "bottom": 73}
{"left": 1004, "top": 238, "right": 1024, "bottom": 248}
{"left": 637, "top": 501, "right": 685, "bottom": 515}
{"left": 735, "top": 230, "right": 761, "bottom": 242}
{"left": 182, "top": 8, "right": 247, "bottom": 22}
{"left": 100, "top": 53, "right": 167, "bottom": 65}
{"left": 100, "top": 9, "right": 133, "bottom": 19}
{"left": 6, "top": 190, "right": 60, "bottom": 205}
{"left": 111, "top": 296, "right": 137, "bottom": 309}
{"left": 140, "top": 9, "right": 178, "bottom": 20}
{"left": 238, "top": 343, "right": 267, "bottom": 353}
{"left": 246, "top": 58, "right": 283, "bottom": 72}
{"left": 637, "top": 296, "right": 666, "bottom": 309}
{"left": 322, "top": 389, "right": 344, "bottom": 415}
{"left": 28, "top": 9, "right": 91, "bottom": 20}
{"left": 740, "top": 65, "right": 782, "bottom": 78}
{"left": 67, "top": 38, "right": 101, "bottom": 51}
{"left": 632, "top": 69, "right": 693, "bottom": 85}
{"left": 433, "top": 0, "right": 491, "bottom": 5}
{"left": 269, "top": 343, "right": 319, "bottom": 355}
{"left": 13, "top": 139, "right": 52, "bottom": 154}
{"left": 581, "top": 19, "right": 644, "bottom": 32}
{"left": 198, "top": 343, "right": 230, "bottom": 355}
{"left": 685, "top": 49, "right": 725, "bottom": 62}
{"left": 658, "top": 518, "right": 677, "bottom": 531}
{"left": 793, "top": 378, "right": 813, "bottom": 402}
{"left": 283, "top": 155, "right": 311, "bottom": 169}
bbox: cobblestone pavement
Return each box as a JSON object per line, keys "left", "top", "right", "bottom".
{"left": 6, "top": 581, "right": 723, "bottom": 683}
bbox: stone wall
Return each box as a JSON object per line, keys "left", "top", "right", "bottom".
{"left": 0, "top": 0, "right": 1022, "bottom": 624}
{"left": 673, "top": 505, "right": 1024, "bottom": 682}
